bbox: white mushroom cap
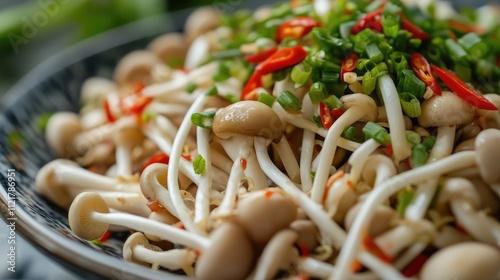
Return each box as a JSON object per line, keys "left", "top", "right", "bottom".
{"left": 340, "top": 94, "right": 378, "bottom": 122}
{"left": 213, "top": 101, "right": 284, "bottom": 143}
{"left": 345, "top": 203, "right": 397, "bottom": 237}
{"left": 290, "top": 220, "right": 318, "bottom": 251}
{"left": 195, "top": 222, "right": 254, "bottom": 280}
{"left": 418, "top": 91, "right": 474, "bottom": 127}
{"left": 123, "top": 232, "right": 162, "bottom": 265}
{"left": 420, "top": 242, "right": 500, "bottom": 280}
{"left": 475, "top": 128, "right": 500, "bottom": 184}
{"left": 68, "top": 192, "right": 110, "bottom": 240}
{"left": 147, "top": 32, "right": 187, "bottom": 64}
{"left": 113, "top": 50, "right": 161, "bottom": 86}
{"left": 45, "top": 112, "right": 82, "bottom": 158}
{"left": 475, "top": 93, "right": 500, "bottom": 129}
{"left": 184, "top": 7, "right": 220, "bottom": 45}
{"left": 439, "top": 178, "right": 481, "bottom": 209}
{"left": 235, "top": 189, "right": 297, "bottom": 244}
{"left": 35, "top": 159, "right": 80, "bottom": 209}
{"left": 80, "top": 77, "right": 117, "bottom": 110}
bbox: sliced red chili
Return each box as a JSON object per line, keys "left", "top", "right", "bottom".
{"left": 245, "top": 46, "right": 278, "bottom": 64}
{"left": 401, "top": 17, "right": 429, "bottom": 40}
{"left": 351, "top": 9, "right": 384, "bottom": 34}
{"left": 431, "top": 65, "right": 498, "bottom": 110}
{"left": 103, "top": 99, "right": 116, "bottom": 123}
{"left": 275, "top": 17, "right": 321, "bottom": 43}
{"left": 331, "top": 108, "right": 344, "bottom": 120}
{"left": 402, "top": 254, "right": 429, "bottom": 277}
{"left": 146, "top": 199, "right": 165, "bottom": 212}
{"left": 256, "top": 46, "right": 308, "bottom": 75}
{"left": 140, "top": 153, "right": 170, "bottom": 173}
{"left": 122, "top": 95, "right": 154, "bottom": 115}
{"left": 411, "top": 53, "right": 442, "bottom": 95}
{"left": 98, "top": 231, "right": 111, "bottom": 243}
{"left": 320, "top": 101, "right": 334, "bottom": 129}
{"left": 385, "top": 143, "right": 393, "bottom": 157}
{"left": 341, "top": 53, "right": 359, "bottom": 82}
{"left": 448, "top": 20, "right": 486, "bottom": 35}
{"left": 241, "top": 71, "right": 264, "bottom": 100}
{"left": 363, "top": 235, "right": 393, "bottom": 263}
{"left": 133, "top": 82, "right": 147, "bottom": 94}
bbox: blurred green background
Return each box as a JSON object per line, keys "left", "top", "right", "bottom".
{"left": 0, "top": 0, "right": 225, "bottom": 96}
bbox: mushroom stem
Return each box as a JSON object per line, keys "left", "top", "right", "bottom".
{"left": 378, "top": 74, "right": 412, "bottom": 164}
{"left": 298, "top": 257, "right": 377, "bottom": 280}
{"left": 310, "top": 106, "right": 366, "bottom": 203}
{"left": 133, "top": 246, "right": 196, "bottom": 276}
{"left": 193, "top": 126, "right": 212, "bottom": 230}
{"left": 300, "top": 95, "right": 315, "bottom": 191}
{"left": 148, "top": 102, "right": 189, "bottom": 116}
{"left": 211, "top": 156, "right": 244, "bottom": 218}
{"left": 375, "top": 221, "right": 434, "bottom": 258}
{"left": 348, "top": 139, "right": 381, "bottom": 185}
{"left": 167, "top": 94, "right": 211, "bottom": 235}
{"left": 405, "top": 125, "right": 455, "bottom": 221}
{"left": 360, "top": 154, "right": 397, "bottom": 190}
{"left": 332, "top": 151, "right": 476, "bottom": 280}
{"left": 272, "top": 137, "right": 301, "bottom": 183}
{"left": 97, "top": 191, "right": 150, "bottom": 217}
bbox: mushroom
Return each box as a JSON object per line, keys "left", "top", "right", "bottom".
{"left": 453, "top": 137, "right": 475, "bottom": 153}
{"left": 475, "top": 128, "right": 500, "bottom": 185}
{"left": 113, "top": 50, "right": 161, "bottom": 87}
{"left": 147, "top": 33, "right": 187, "bottom": 65}
{"left": 235, "top": 188, "right": 297, "bottom": 244}
{"left": 475, "top": 93, "right": 500, "bottom": 129}
{"left": 378, "top": 75, "right": 412, "bottom": 163}
{"left": 210, "top": 155, "right": 245, "bottom": 218}
{"left": 123, "top": 232, "right": 196, "bottom": 276}
{"left": 420, "top": 242, "right": 500, "bottom": 280}
{"left": 184, "top": 7, "right": 220, "bottom": 45}
{"left": 432, "top": 225, "right": 472, "bottom": 248}
{"left": 438, "top": 177, "right": 500, "bottom": 247}
{"left": 45, "top": 112, "right": 82, "bottom": 158}
{"left": 252, "top": 229, "right": 299, "bottom": 280}
{"left": 112, "top": 121, "right": 145, "bottom": 178}
{"left": 310, "top": 93, "right": 378, "bottom": 203}
{"left": 290, "top": 220, "right": 319, "bottom": 252}
{"left": 36, "top": 159, "right": 138, "bottom": 208}
{"left": 332, "top": 150, "right": 478, "bottom": 280}
{"left": 68, "top": 192, "right": 254, "bottom": 280}
{"left": 323, "top": 174, "right": 357, "bottom": 221}
{"left": 299, "top": 94, "right": 318, "bottom": 191}
{"left": 79, "top": 77, "right": 118, "bottom": 112}
{"left": 193, "top": 121, "right": 213, "bottom": 230}
{"left": 212, "top": 100, "right": 283, "bottom": 189}
{"left": 98, "top": 191, "right": 150, "bottom": 217}
{"left": 405, "top": 124, "right": 456, "bottom": 221}
{"left": 360, "top": 154, "right": 397, "bottom": 189}
{"left": 145, "top": 209, "right": 179, "bottom": 242}
{"left": 345, "top": 203, "right": 397, "bottom": 237}
{"left": 418, "top": 91, "right": 474, "bottom": 128}
{"left": 347, "top": 139, "right": 381, "bottom": 185}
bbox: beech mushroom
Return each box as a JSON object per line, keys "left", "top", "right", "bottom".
{"left": 347, "top": 139, "right": 381, "bottom": 185}
{"left": 420, "top": 242, "right": 500, "bottom": 280}
{"left": 69, "top": 192, "right": 254, "bottom": 280}
{"left": 418, "top": 91, "right": 474, "bottom": 127}
{"left": 475, "top": 128, "right": 500, "bottom": 185}
{"left": 235, "top": 188, "right": 297, "bottom": 244}
{"left": 79, "top": 77, "right": 117, "bottom": 112}
{"left": 36, "top": 159, "right": 138, "bottom": 208}
{"left": 378, "top": 75, "right": 412, "bottom": 164}
{"left": 360, "top": 154, "right": 397, "bottom": 189}
{"left": 310, "top": 93, "right": 378, "bottom": 203}
{"left": 252, "top": 229, "right": 299, "bottom": 280}
{"left": 210, "top": 156, "right": 245, "bottom": 218}
{"left": 113, "top": 50, "right": 161, "bottom": 87}
{"left": 345, "top": 203, "right": 397, "bottom": 237}
{"left": 113, "top": 121, "right": 145, "bottom": 178}
{"left": 123, "top": 232, "right": 196, "bottom": 276}
{"left": 212, "top": 100, "right": 283, "bottom": 189}
{"left": 475, "top": 93, "right": 500, "bottom": 129}
{"left": 184, "top": 7, "right": 220, "bottom": 45}
{"left": 45, "top": 112, "right": 82, "bottom": 158}
{"left": 147, "top": 33, "right": 187, "bottom": 65}
{"left": 374, "top": 220, "right": 434, "bottom": 258}
{"left": 145, "top": 210, "right": 179, "bottom": 242}
{"left": 290, "top": 220, "right": 319, "bottom": 252}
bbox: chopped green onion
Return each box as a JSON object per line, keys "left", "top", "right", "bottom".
{"left": 339, "top": 21, "right": 356, "bottom": 40}
{"left": 454, "top": 62, "right": 472, "bottom": 83}
{"left": 272, "top": 68, "right": 290, "bottom": 82}
{"left": 382, "top": 12, "right": 400, "bottom": 38}
{"left": 405, "top": 131, "right": 421, "bottom": 146}
{"left": 421, "top": 136, "right": 436, "bottom": 151}
{"left": 312, "top": 28, "right": 353, "bottom": 55}
{"left": 399, "top": 92, "right": 422, "bottom": 118}
{"left": 362, "top": 71, "right": 377, "bottom": 94}
{"left": 342, "top": 126, "right": 356, "bottom": 141}
{"left": 258, "top": 93, "right": 276, "bottom": 108}
{"left": 255, "top": 37, "right": 275, "bottom": 51}
{"left": 397, "top": 69, "right": 426, "bottom": 99}
{"left": 410, "top": 143, "right": 428, "bottom": 168}
{"left": 206, "top": 85, "right": 218, "bottom": 96}
{"left": 211, "top": 49, "right": 242, "bottom": 60}
{"left": 366, "top": 43, "right": 384, "bottom": 63}
{"left": 362, "top": 122, "right": 391, "bottom": 145}
{"left": 277, "top": 90, "right": 301, "bottom": 111}
{"left": 370, "top": 62, "right": 389, "bottom": 77}
{"left": 191, "top": 111, "right": 216, "bottom": 129}
{"left": 36, "top": 112, "right": 53, "bottom": 133}
{"left": 445, "top": 38, "right": 468, "bottom": 63}
{"left": 291, "top": 62, "right": 312, "bottom": 87}
{"left": 223, "top": 94, "right": 240, "bottom": 104}
{"left": 390, "top": 52, "right": 408, "bottom": 73}
{"left": 212, "top": 63, "right": 231, "bottom": 82}
{"left": 141, "top": 110, "right": 158, "bottom": 123}
{"left": 409, "top": 38, "right": 422, "bottom": 48}
{"left": 312, "top": 115, "right": 322, "bottom": 128}
{"left": 193, "top": 154, "right": 206, "bottom": 175}
{"left": 308, "top": 82, "right": 328, "bottom": 104}
{"left": 352, "top": 28, "right": 384, "bottom": 54}
{"left": 397, "top": 188, "right": 415, "bottom": 217}
{"left": 324, "top": 95, "right": 342, "bottom": 110}
{"left": 458, "top": 33, "right": 489, "bottom": 58}
{"left": 8, "top": 131, "right": 25, "bottom": 151}
{"left": 186, "top": 82, "right": 197, "bottom": 93}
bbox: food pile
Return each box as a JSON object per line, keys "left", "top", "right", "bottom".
{"left": 36, "top": 0, "right": 500, "bottom": 279}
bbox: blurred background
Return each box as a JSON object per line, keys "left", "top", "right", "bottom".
{"left": 0, "top": 0, "right": 494, "bottom": 279}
